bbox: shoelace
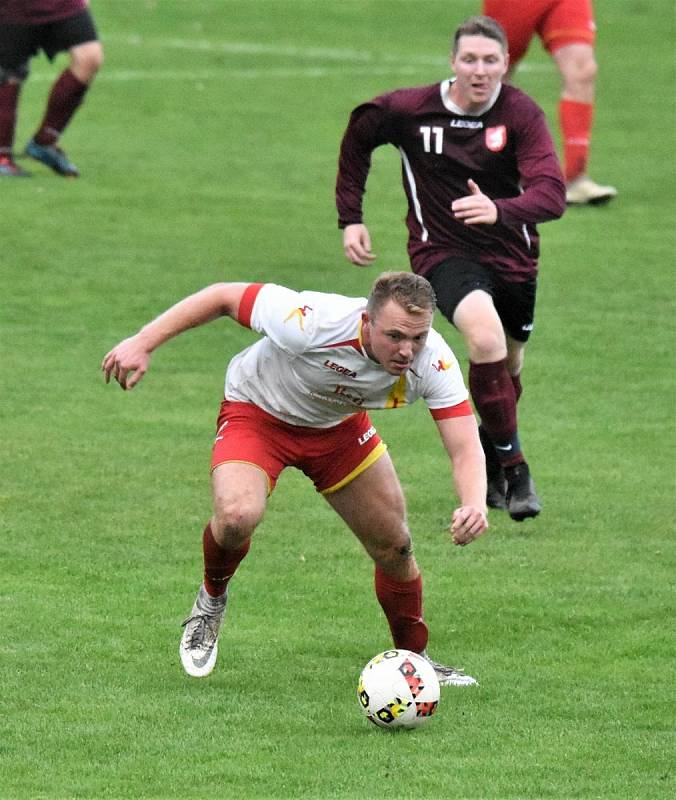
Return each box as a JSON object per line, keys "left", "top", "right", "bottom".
{"left": 181, "top": 613, "right": 220, "bottom": 648}
{"left": 425, "top": 658, "right": 466, "bottom": 677}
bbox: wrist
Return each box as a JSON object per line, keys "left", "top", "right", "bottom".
{"left": 136, "top": 325, "right": 161, "bottom": 353}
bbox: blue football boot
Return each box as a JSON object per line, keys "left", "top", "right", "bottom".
{"left": 25, "top": 139, "right": 79, "bottom": 177}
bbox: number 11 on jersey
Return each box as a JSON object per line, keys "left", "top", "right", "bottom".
{"left": 420, "top": 125, "right": 443, "bottom": 154}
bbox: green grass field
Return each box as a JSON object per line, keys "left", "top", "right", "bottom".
{"left": 2, "top": 1, "right": 674, "bottom": 798}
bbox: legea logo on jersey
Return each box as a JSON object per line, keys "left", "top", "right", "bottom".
{"left": 485, "top": 125, "right": 507, "bottom": 152}
{"left": 324, "top": 359, "right": 357, "bottom": 378}
{"left": 284, "top": 305, "right": 313, "bottom": 330}
{"left": 432, "top": 358, "right": 452, "bottom": 372}
{"left": 450, "top": 119, "right": 483, "bottom": 130}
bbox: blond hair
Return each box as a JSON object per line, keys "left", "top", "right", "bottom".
{"left": 366, "top": 271, "right": 436, "bottom": 319}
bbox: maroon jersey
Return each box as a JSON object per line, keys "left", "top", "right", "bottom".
{"left": 336, "top": 80, "right": 566, "bottom": 281}
{"left": 0, "top": 0, "right": 88, "bottom": 24}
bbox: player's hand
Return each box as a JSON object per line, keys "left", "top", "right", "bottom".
{"left": 343, "top": 224, "right": 377, "bottom": 266}
{"left": 101, "top": 335, "right": 152, "bottom": 390}
{"left": 451, "top": 179, "right": 498, "bottom": 225}
{"left": 450, "top": 505, "right": 488, "bottom": 546}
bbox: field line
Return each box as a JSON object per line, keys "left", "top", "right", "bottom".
{"left": 100, "top": 33, "right": 548, "bottom": 72}
{"left": 29, "top": 66, "right": 451, "bottom": 82}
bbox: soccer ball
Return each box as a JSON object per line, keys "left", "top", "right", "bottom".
{"left": 357, "top": 649, "right": 440, "bottom": 729}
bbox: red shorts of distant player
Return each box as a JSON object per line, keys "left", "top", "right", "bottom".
{"left": 483, "top": 0, "right": 596, "bottom": 63}
{"left": 211, "top": 400, "right": 387, "bottom": 495}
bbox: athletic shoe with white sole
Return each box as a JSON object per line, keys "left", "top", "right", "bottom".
{"left": 420, "top": 651, "right": 478, "bottom": 687}
{"left": 25, "top": 139, "right": 79, "bottom": 177}
{"left": 566, "top": 175, "right": 617, "bottom": 205}
{"left": 179, "top": 584, "right": 227, "bottom": 677}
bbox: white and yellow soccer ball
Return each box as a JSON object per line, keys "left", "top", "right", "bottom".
{"left": 357, "top": 649, "right": 440, "bottom": 729}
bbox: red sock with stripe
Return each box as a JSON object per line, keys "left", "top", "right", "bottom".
{"left": 559, "top": 98, "right": 593, "bottom": 182}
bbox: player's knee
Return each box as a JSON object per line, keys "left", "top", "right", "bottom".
{"left": 375, "top": 535, "right": 420, "bottom": 583}
{"left": 573, "top": 59, "right": 597, "bottom": 91}
{"left": 71, "top": 42, "right": 104, "bottom": 82}
{"left": 563, "top": 53, "right": 597, "bottom": 93}
{"left": 212, "top": 498, "right": 262, "bottom": 542}
{"left": 468, "top": 329, "right": 506, "bottom": 362}
{"left": 395, "top": 535, "right": 414, "bottom": 562}
{"left": 377, "top": 531, "right": 415, "bottom": 569}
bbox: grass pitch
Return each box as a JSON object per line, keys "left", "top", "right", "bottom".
{"left": 2, "top": 1, "right": 674, "bottom": 798}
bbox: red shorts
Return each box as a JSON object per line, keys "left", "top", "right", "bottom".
{"left": 483, "top": 0, "right": 596, "bottom": 63}
{"left": 210, "top": 400, "right": 387, "bottom": 495}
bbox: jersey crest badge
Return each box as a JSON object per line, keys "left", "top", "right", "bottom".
{"left": 485, "top": 125, "right": 507, "bottom": 152}
{"left": 433, "top": 358, "right": 452, "bottom": 372}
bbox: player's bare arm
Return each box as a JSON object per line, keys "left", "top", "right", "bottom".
{"left": 101, "top": 283, "right": 249, "bottom": 390}
{"left": 435, "top": 414, "right": 488, "bottom": 545}
{"left": 451, "top": 178, "right": 498, "bottom": 226}
{"left": 343, "top": 223, "right": 377, "bottom": 266}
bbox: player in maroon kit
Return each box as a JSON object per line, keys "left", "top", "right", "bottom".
{"left": 336, "top": 15, "right": 566, "bottom": 521}
{"left": 0, "top": 0, "right": 103, "bottom": 177}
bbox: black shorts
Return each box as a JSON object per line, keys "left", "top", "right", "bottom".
{"left": 0, "top": 10, "right": 98, "bottom": 75}
{"left": 428, "top": 258, "right": 537, "bottom": 343}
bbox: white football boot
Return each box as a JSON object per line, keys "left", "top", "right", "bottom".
{"left": 420, "top": 651, "right": 478, "bottom": 687}
{"left": 179, "top": 584, "right": 227, "bottom": 677}
{"left": 566, "top": 175, "right": 617, "bottom": 205}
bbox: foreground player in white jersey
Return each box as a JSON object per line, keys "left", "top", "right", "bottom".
{"left": 102, "top": 272, "right": 488, "bottom": 686}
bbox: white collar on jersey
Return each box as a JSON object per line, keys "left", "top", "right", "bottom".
{"left": 440, "top": 78, "right": 502, "bottom": 116}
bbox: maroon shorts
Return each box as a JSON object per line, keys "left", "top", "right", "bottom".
{"left": 211, "top": 400, "right": 387, "bottom": 495}
{"left": 483, "top": 0, "right": 596, "bottom": 63}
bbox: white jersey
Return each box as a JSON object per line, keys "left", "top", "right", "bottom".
{"left": 225, "top": 283, "right": 469, "bottom": 428}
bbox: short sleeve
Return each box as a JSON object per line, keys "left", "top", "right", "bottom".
{"left": 248, "top": 283, "right": 318, "bottom": 355}
{"left": 418, "top": 330, "right": 469, "bottom": 411}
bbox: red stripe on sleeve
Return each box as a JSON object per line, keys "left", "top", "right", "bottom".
{"left": 429, "top": 400, "right": 474, "bottom": 420}
{"left": 237, "top": 283, "right": 265, "bottom": 328}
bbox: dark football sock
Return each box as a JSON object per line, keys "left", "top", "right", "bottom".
{"left": 33, "top": 69, "right": 88, "bottom": 146}
{"left": 0, "top": 81, "right": 20, "bottom": 154}
{"left": 469, "top": 359, "right": 524, "bottom": 467}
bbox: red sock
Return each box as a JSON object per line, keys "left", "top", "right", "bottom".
{"left": 374, "top": 566, "right": 428, "bottom": 653}
{"left": 34, "top": 69, "right": 89, "bottom": 146}
{"left": 0, "top": 81, "right": 21, "bottom": 155}
{"left": 559, "top": 98, "right": 593, "bottom": 182}
{"left": 202, "top": 523, "right": 250, "bottom": 598}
